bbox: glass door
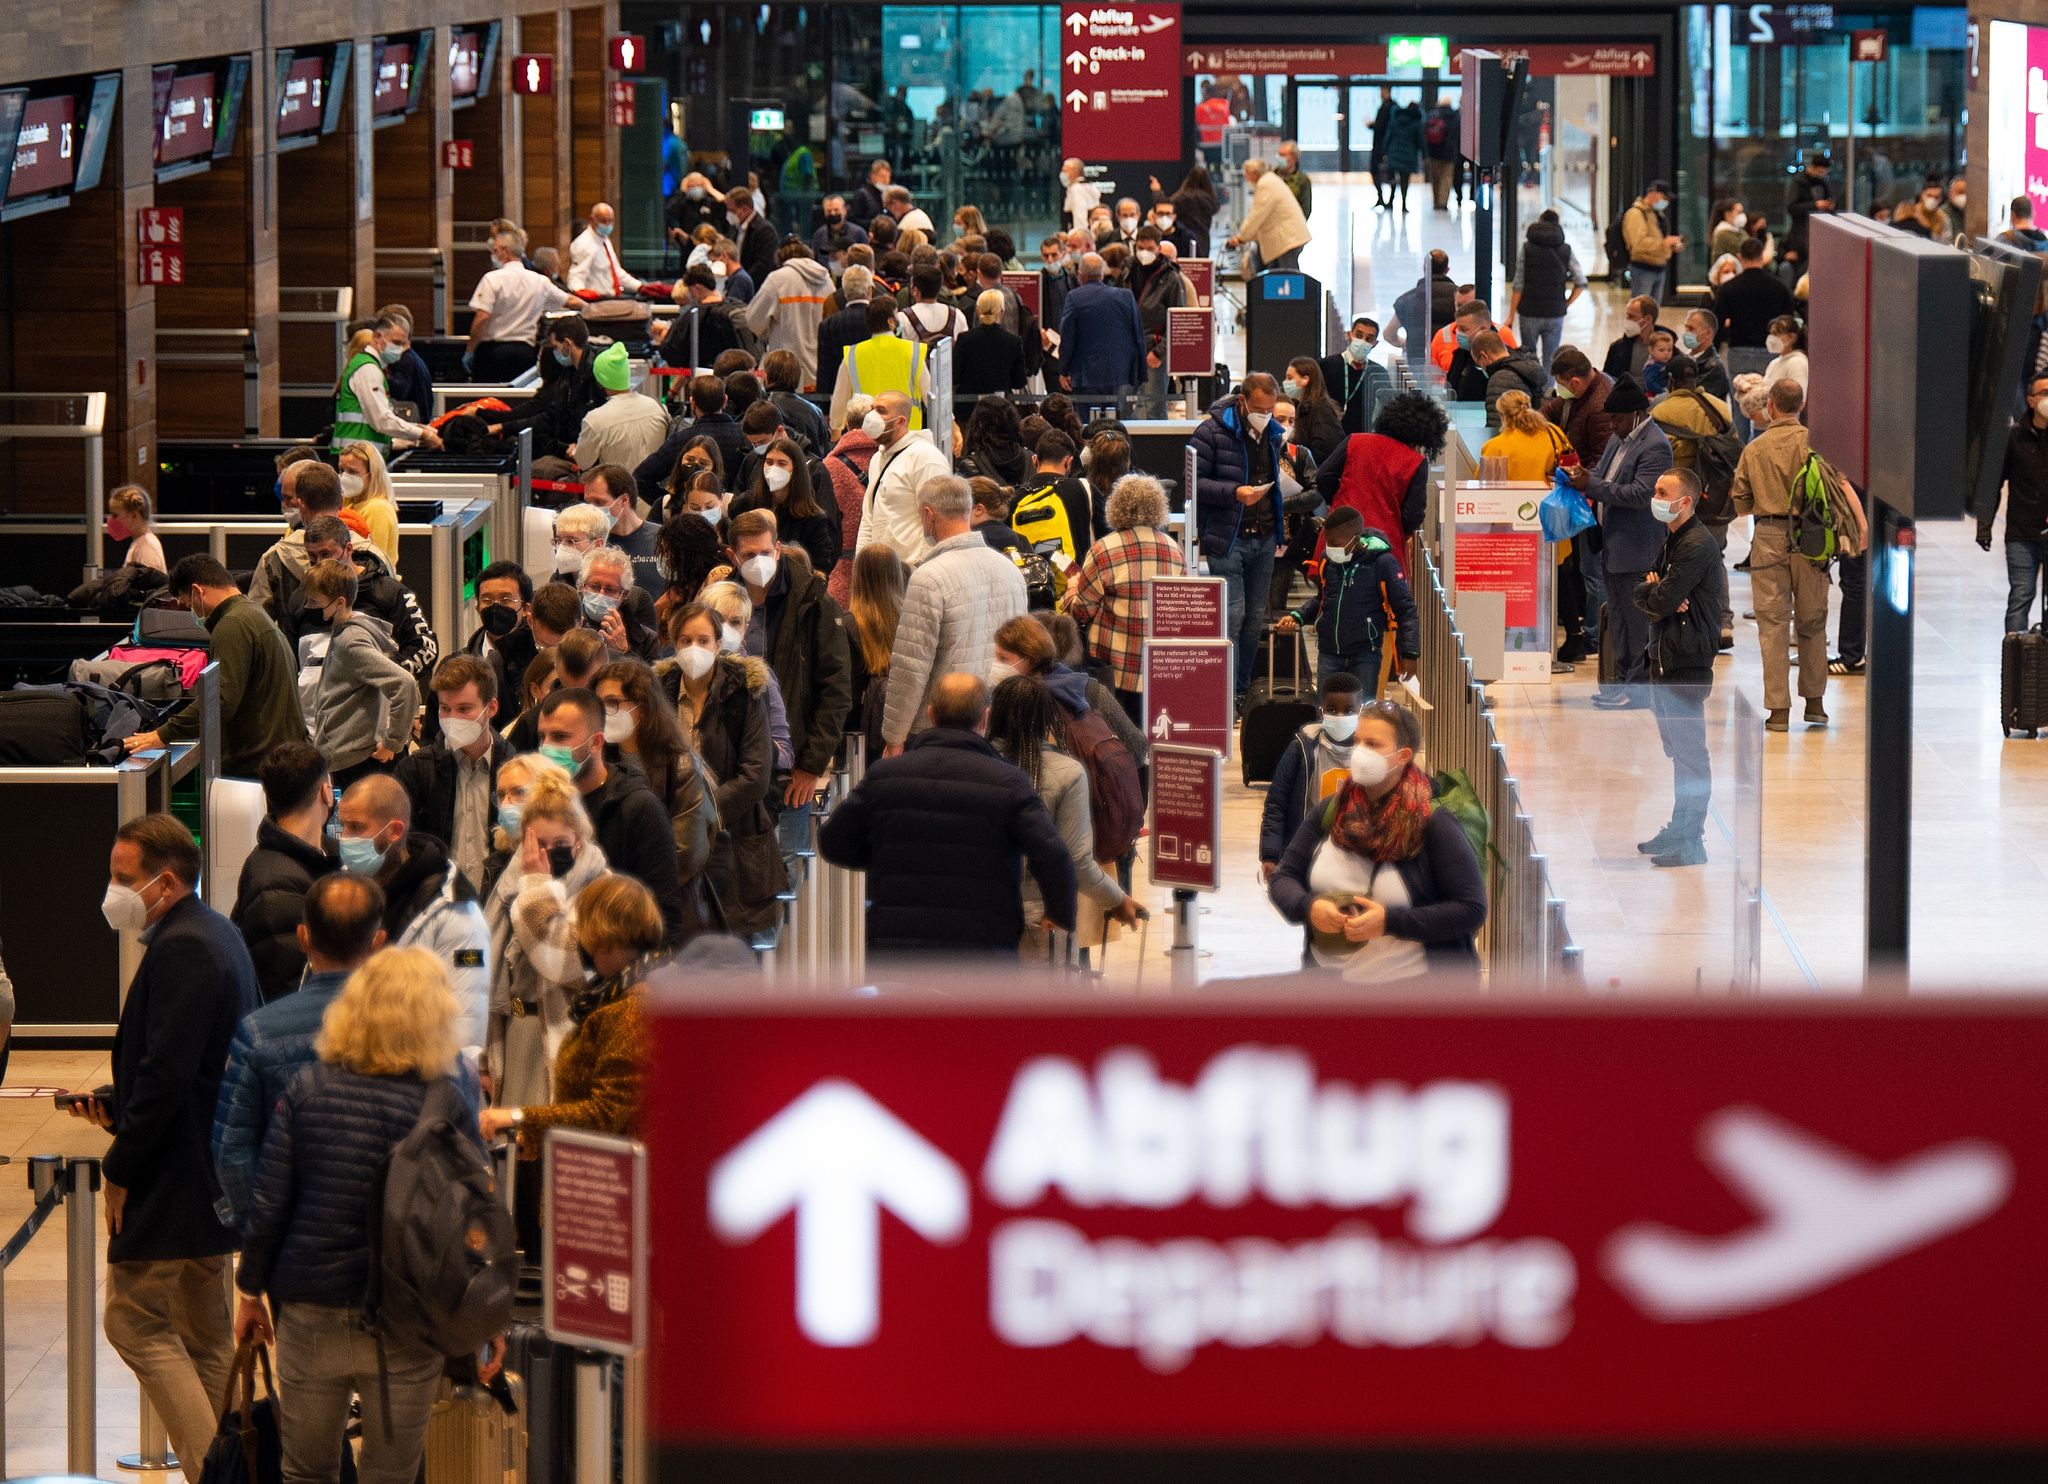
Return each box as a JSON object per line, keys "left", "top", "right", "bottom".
{"left": 1293, "top": 80, "right": 1349, "bottom": 173}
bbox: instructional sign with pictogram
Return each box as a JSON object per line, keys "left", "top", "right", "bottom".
{"left": 511, "top": 54, "right": 553, "bottom": 96}
{"left": 137, "top": 208, "right": 184, "bottom": 286}
{"left": 544, "top": 1129, "right": 648, "bottom": 1355}
{"left": 1142, "top": 637, "right": 1232, "bottom": 758}
{"left": 1147, "top": 743, "right": 1223, "bottom": 890}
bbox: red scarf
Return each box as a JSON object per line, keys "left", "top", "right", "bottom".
{"left": 1328, "top": 764, "right": 1432, "bottom": 862}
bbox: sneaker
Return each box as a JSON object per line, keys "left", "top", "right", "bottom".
{"left": 1591, "top": 691, "right": 1646, "bottom": 711}
{"left": 1556, "top": 641, "right": 1590, "bottom": 663}
{"left": 1765, "top": 709, "right": 1790, "bottom": 733}
{"left": 1651, "top": 838, "right": 1708, "bottom": 867}
{"left": 1551, "top": 659, "right": 1577, "bottom": 675}
{"left": 1805, "top": 700, "right": 1829, "bottom": 725}
{"left": 1829, "top": 656, "right": 1866, "bottom": 676}
{"left": 1638, "top": 825, "right": 1679, "bottom": 854}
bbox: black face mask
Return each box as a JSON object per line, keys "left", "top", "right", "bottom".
{"left": 479, "top": 604, "right": 521, "bottom": 637}
{"left": 825, "top": 214, "right": 844, "bottom": 227}
{"left": 547, "top": 843, "right": 577, "bottom": 879}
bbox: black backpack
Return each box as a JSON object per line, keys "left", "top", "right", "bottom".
{"left": 1671, "top": 391, "right": 1743, "bottom": 519}
{"left": 1604, "top": 214, "right": 1630, "bottom": 274}
{"left": 2, "top": 679, "right": 169, "bottom": 765}
{"left": 364, "top": 1080, "right": 517, "bottom": 1359}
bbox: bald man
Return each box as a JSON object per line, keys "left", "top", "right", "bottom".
{"left": 568, "top": 201, "right": 643, "bottom": 297}
{"left": 334, "top": 775, "right": 490, "bottom": 1057}
{"left": 854, "top": 388, "right": 952, "bottom": 562}
{"left": 819, "top": 672, "right": 1077, "bottom": 957}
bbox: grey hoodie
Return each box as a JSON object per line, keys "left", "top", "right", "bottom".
{"left": 311, "top": 611, "right": 418, "bottom": 770}
{"left": 744, "top": 254, "right": 836, "bottom": 388}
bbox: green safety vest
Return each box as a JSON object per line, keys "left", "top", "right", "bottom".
{"left": 333, "top": 349, "right": 391, "bottom": 450}
{"left": 843, "top": 335, "right": 926, "bottom": 429}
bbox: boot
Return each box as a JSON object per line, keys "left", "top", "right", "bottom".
{"left": 1805, "top": 699, "right": 1829, "bottom": 725}
{"left": 1765, "top": 709, "right": 1789, "bottom": 733}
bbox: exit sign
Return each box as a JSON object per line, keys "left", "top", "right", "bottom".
{"left": 1388, "top": 35, "right": 1449, "bottom": 68}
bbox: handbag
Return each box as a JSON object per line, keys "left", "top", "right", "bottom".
{"left": 198, "top": 1339, "right": 280, "bottom": 1484}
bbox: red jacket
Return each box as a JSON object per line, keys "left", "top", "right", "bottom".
{"left": 1318, "top": 433, "right": 1425, "bottom": 579}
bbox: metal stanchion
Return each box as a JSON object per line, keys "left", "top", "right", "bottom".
{"left": 65, "top": 1158, "right": 100, "bottom": 1478}
{"left": 118, "top": 1396, "right": 176, "bottom": 1473}
{"left": 621, "top": 1352, "right": 647, "bottom": 1484}
{"left": 574, "top": 1357, "right": 607, "bottom": 1484}
{"left": 1168, "top": 888, "right": 1199, "bottom": 989}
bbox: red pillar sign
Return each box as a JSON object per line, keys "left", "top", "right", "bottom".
{"left": 1059, "top": 5, "right": 1182, "bottom": 161}
{"left": 511, "top": 54, "right": 553, "bottom": 96}
{"left": 609, "top": 81, "right": 636, "bottom": 128}
{"left": 137, "top": 207, "right": 184, "bottom": 286}
{"left": 442, "top": 140, "right": 475, "bottom": 171}
{"left": 609, "top": 34, "right": 646, "bottom": 72}
{"left": 1142, "top": 637, "right": 1232, "bottom": 758}
{"left": 544, "top": 1130, "right": 648, "bottom": 1355}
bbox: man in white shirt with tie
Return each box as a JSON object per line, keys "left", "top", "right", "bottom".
{"left": 566, "top": 203, "right": 642, "bottom": 298}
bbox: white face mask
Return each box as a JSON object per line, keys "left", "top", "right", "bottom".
{"left": 101, "top": 876, "right": 157, "bottom": 933}
{"left": 1247, "top": 410, "right": 1271, "bottom": 435}
{"left": 697, "top": 506, "right": 722, "bottom": 525}
{"left": 678, "top": 644, "right": 716, "bottom": 679}
{"left": 719, "top": 621, "right": 747, "bottom": 653}
{"left": 1651, "top": 497, "right": 1682, "bottom": 524}
{"left": 1621, "top": 321, "right": 1642, "bottom": 339}
{"left": 1118, "top": 215, "right": 1139, "bottom": 231}
{"left": 339, "top": 472, "right": 366, "bottom": 498}
{"left": 1766, "top": 334, "right": 1789, "bottom": 355}
{"left": 989, "top": 659, "right": 1022, "bottom": 686}
{"left": 1349, "top": 746, "right": 1396, "bottom": 788}
{"left": 554, "top": 544, "right": 584, "bottom": 574}
{"left": 1325, "top": 541, "right": 1353, "bottom": 565}
{"left": 861, "top": 410, "right": 889, "bottom": 440}
{"left": 1730, "top": 212, "right": 1747, "bottom": 230}
{"left": 440, "top": 716, "right": 486, "bottom": 750}
{"left": 740, "top": 554, "right": 778, "bottom": 589}
{"left": 603, "top": 706, "right": 637, "bottom": 744}
{"left": 1321, "top": 711, "right": 1358, "bottom": 743}
{"left": 1136, "top": 249, "right": 1158, "bottom": 266}
{"left": 1158, "top": 214, "right": 1175, "bottom": 229}
{"left": 763, "top": 465, "right": 792, "bottom": 493}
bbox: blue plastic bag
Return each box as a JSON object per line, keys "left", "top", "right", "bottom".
{"left": 1539, "top": 471, "right": 1596, "bottom": 543}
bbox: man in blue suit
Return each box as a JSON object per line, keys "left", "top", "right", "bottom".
{"left": 1563, "top": 373, "right": 1673, "bottom": 708}
{"left": 1056, "top": 252, "right": 1147, "bottom": 396}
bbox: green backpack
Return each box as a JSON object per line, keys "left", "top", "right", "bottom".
{"left": 1789, "top": 453, "right": 1843, "bottom": 566}
{"left": 1316, "top": 767, "right": 1498, "bottom": 873}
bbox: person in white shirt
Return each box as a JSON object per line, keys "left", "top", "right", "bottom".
{"left": 567, "top": 203, "right": 643, "bottom": 298}
{"left": 467, "top": 230, "right": 581, "bottom": 382}
{"left": 854, "top": 390, "right": 951, "bottom": 563}
{"left": 884, "top": 185, "right": 936, "bottom": 236}
{"left": 1060, "top": 158, "right": 1103, "bottom": 235}
{"left": 572, "top": 344, "right": 671, "bottom": 474}
{"left": 895, "top": 267, "right": 966, "bottom": 345}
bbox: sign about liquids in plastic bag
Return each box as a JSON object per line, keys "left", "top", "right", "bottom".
{"left": 544, "top": 1129, "right": 648, "bottom": 1355}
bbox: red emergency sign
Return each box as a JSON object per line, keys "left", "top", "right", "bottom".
{"left": 646, "top": 996, "right": 2048, "bottom": 1449}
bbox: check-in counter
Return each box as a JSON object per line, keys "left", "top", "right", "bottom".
{"left": 148, "top": 501, "right": 492, "bottom": 657}
{"left": 0, "top": 662, "right": 220, "bottom": 1042}
{"left": 1122, "top": 418, "right": 1200, "bottom": 508}
{"left": 390, "top": 429, "right": 534, "bottom": 576}
{"left": 0, "top": 610, "right": 139, "bottom": 688}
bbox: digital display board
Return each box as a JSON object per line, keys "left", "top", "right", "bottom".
{"left": 1986, "top": 20, "right": 2048, "bottom": 234}
{"left": 373, "top": 41, "right": 414, "bottom": 116}
{"left": 7, "top": 95, "right": 76, "bottom": 199}
{"left": 157, "top": 71, "right": 216, "bottom": 165}
{"left": 449, "top": 28, "right": 483, "bottom": 100}
{"left": 276, "top": 54, "right": 327, "bottom": 139}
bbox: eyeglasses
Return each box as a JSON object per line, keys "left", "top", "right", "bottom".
{"left": 583, "top": 582, "right": 626, "bottom": 601}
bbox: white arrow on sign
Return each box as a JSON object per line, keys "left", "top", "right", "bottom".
{"left": 1605, "top": 1107, "right": 2011, "bottom": 1322}
{"left": 1066, "top": 49, "right": 1089, "bottom": 72}
{"left": 1066, "top": 11, "right": 1088, "bottom": 34}
{"left": 709, "top": 1079, "right": 968, "bottom": 1347}
{"left": 1066, "top": 88, "right": 1089, "bottom": 112}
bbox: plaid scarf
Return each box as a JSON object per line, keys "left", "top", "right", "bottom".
{"left": 1328, "top": 764, "right": 1433, "bottom": 863}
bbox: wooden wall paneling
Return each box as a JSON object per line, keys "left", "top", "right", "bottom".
{"left": 519, "top": 11, "right": 561, "bottom": 248}
{"left": 569, "top": 5, "right": 606, "bottom": 228}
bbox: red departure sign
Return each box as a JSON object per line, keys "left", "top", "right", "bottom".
{"left": 1148, "top": 743, "right": 1222, "bottom": 890}
{"left": 1142, "top": 638, "right": 1232, "bottom": 757}
{"left": 1059, "top": 4, "right": 1182, "bottom": 161}
{"left": 511, "top": 54, "right": 553, "bottom": 97}
{"left": 544, "top": 1130, "right": 648, "bottom": 1356}
{"left": 647, "top": 998, "right": 2048, "bottom": 1448}
{"left": 1449, "top": 42, "right": 1658, "bottom": 76}
{"left": 1183, "top": 43, "right": 1388, "bottom": 75}
{"left": 1146, "top": 575, "right": 1224, "bottom": 640}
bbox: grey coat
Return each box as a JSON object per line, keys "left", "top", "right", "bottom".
{"left": 881, "top": 530, "right": 1027, "bottom": 745}
{"left": 310, "top": 612, "right": 418, "bottom": 771}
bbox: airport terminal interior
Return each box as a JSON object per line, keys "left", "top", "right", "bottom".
{"left": 0, "top": 1, "right": 2044, "bottom": 1477}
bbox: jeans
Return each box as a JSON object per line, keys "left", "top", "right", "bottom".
{"left": 1583, "top": 550, "right": 1608, "bottom": 647}
{"left": 1837, "top": 543, "right": 1869, "bottom": 659}
{"left": 1602, "top": 564, "right": 1651, "bottom": 687}
{"left": 104, "top": 1257, "right": 236, "bottom": 1484}
{"left": 274, "top": 1302, "right": 443, "bottom": 1484}
{"left": 1652, "top": 680, "right": 1713, "bottom": 837}
{"left": 1519, "top": 315, "right": 1564, "bottom": 376}
{"left": 1318, "top": 643, "right": 1384, "bottom": 693}
{"left": 1631, "top": 263, "right": 1669, "bottom": 306}
{"left": 2006, "top": 539, "right": 2048, "bottom": 633}
{"left": 1210, "top": 540, "right": 1277, "bottom": 697}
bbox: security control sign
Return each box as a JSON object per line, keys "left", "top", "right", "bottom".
{"left": 1165, "top": 306, "right": 1213, "bottom": 379}
{"left": 1142, "top": 638, "right": 1232, "bottom": 758}
{"left": 544, "top": 1129, "right": 648, "bottom": 1355}
{"left": 1145, "top": 575, "right": 1225, "bottom": 640}
{"left": 648, "top": 999, "right": 2048, "bottom": 1451}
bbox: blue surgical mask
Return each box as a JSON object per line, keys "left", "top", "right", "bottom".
{"left": 595, "top": 223, "right": 613, "bottom": 238}
{"left": 379, "top": 344, "right": 405, "bottom": 367}
{"left": 553, "top": 347, "right": 574, "bottom": 367}
{"left": 498, "top": 802, "right": 524, "bottom": 836}
{"left": 540, "top": 741, "right": 584, "bottom": 777}
{"left": 582, "top": 591, "right": 621, "bottom": 623}
{"left": 1456, "top": 332, "right": 1472, "bottom": 350}
{"left": 1345, "top": 338, "right": 1371, "bottom": 364}
{"left": 1680, "top": 331, "right": 1701, "bottom": 351}
{"left": 337, "top": 833, "right": 387, "bottom": 875}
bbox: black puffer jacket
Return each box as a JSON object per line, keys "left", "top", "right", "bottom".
{"left": 818, "top": 727, "right": 1076, "bottom": 954}
{"left": 229, "top": 820, "right": 337, "bottom": 1003}
{"left": 236, "top": 1063, "right": 479, "bottom": 1304}
{"left": 661, "top": 654, "right": 785, "bottom": 935}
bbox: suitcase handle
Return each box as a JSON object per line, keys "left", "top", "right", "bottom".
{"left": 1265, "top": 622, "right": 1305, "bottom": 691}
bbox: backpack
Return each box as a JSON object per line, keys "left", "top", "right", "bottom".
{"left": 1011, "top": 481, "right": 1079, "bottom": 562}
{"left": 1065, "top": 708, "right": 1144, "bottom": 862}
{"left": 1668, "top": 392, "right": 1742, "bottom": 518}
{"left": 1008, "top": 544, "right": 1062, "bottom": 611}
{"left": 364, "top": 1080, "right": 517, "bottom": 1359}
{"left": 68, "top": 654, "right": 188, "bottom": 706}
{"left": 904, "top": 305, "right": 954, "bottom": 347}
{"left": 1604, "top": 214, "right": 1630, "bottom": 274}
{"left": 1789, "top": 452, "right": 1857, "bottom": 565}
{"left": 5, "top": 678, "right": 169, "bottom": 765}
{"left": 1424, "top": 111, "right": 1449, "bottom": 147}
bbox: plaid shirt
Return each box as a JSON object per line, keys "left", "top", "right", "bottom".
{"left": 1064, "top": 527, "right": 1189, "bottom": 691}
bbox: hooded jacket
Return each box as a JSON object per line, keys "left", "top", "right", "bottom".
{"left": 1483, "top": 349, "right": 1550, "bottom": 427}
{"left": 745, "top": 255, "right": 837, "bottom": 388}
{"left": 1518, "top": 219, "right": 1573, "bottom": 318}
{"left": 1192, "top": 394, "right": 1290, "bottom": 559}
{"left": 309, "top": 612, "right": 419, "bottom": 771}
{"left": 754, "top": 546, "right": 853, "bottom": 779}
{"left": 380, "top": 834, "right": 492, "bottom": 1054}
{"left": 583, "top": 762, "right": 688, "bottom": 945}
{"left": 1291, "top": 527, "right": 1420, "bottom": 664}
{"left": 279, "top": 539, "right": 438, "bottom": 681}
{"left": 229, "top": 818, "right": 337, "bottom": 1004}
{"left": 660, "top": 653, "right": 786, "bottom": 936}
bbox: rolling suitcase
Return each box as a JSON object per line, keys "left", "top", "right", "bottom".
{"left": 423, "top": 1375, "right": 527, "bottom": 1484}
{"left": 503, "top": 1322, "right": 575, "bottom": 1484}
{"left": 2001, "top": 630, "right": 2048, "bottom": 737}
{"left": 1240, "top": 625, "right": 1319, "bottom": 786}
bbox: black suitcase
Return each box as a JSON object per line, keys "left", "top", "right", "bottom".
{"left": 503, "top": 1321, "right": 575, "bottom": 1484}
{"left": 2002, "top": 630, "right": 2048, "bottom": 737}
{"left": 1241, "top": 625, "right": 1319, "bottom": 786}
{"left": 0, "top": 688, "right": 91, "bottom": 765}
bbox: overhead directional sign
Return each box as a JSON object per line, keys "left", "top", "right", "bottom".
{"left": 649, "top": 998, "right": 2048, "bottom": 1457}
{"left": 1059, "top": 4, "right": 1182, "bottom": 162}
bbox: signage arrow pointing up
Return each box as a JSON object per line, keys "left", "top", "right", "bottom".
{"left": 1605, "top": 1107, "right": 2012, "bottom": 1322}
{"left": 709, "top": 1079, "right": 968, "bottom": 1347}
{"left": 1066, "top": 88, "right": 1089, "bottom": 112}
{"left": 1066, "top": 11, "right": 1088, "bottom": 34}
{"left": 1066, "top": 49, "right": 1089, "bottom": 71}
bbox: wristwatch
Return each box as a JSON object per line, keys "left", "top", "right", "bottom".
{"left": 508, "top": 1108, "right": 526, "bottom": 1130}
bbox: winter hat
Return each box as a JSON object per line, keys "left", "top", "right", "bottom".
{"left": 1605, "top": 374, "right": 1650, "bottom": 415}
{"left": 593, "top": 342, "right": 632, "bottom": 392}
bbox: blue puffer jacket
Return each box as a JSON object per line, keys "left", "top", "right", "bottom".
{"left": 1191, "top": 395, "right": 1288, "bottom": 560}
{"left": 211, "top": 968, "right": 351, "bottom": 1228}
{"left": 236, "top": 1061, "right": 481, "bottom": 1306}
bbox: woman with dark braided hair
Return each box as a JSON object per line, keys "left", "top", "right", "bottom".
{"left": 1311, "top": 389, "right": 1451, "bottom": 582}
{"left": 1267, "top": 699, "right": 1484, "bottom": 980}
